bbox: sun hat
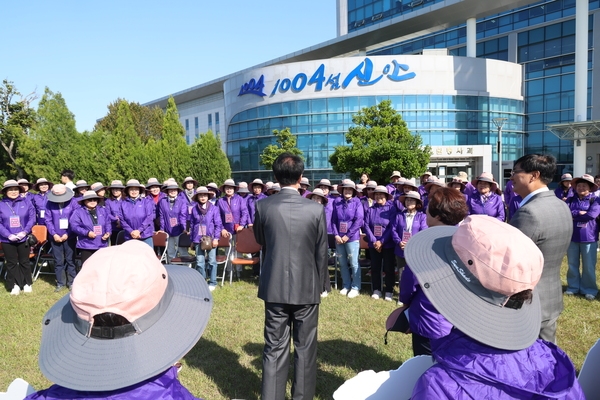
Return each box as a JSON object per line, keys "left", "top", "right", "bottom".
{"left": 219, "top": 179, "right": 238, "bottom": 192}
{"left": 125, "top": 179, "right": 145, "bottom": 190}
{"left": 75, "top": 180, "right": 89, "bottom": 190}
{"left": 317, "top": 179, "right": 333, "bottom": 189}
{"left": 77, "top": 190, "right": 102, "bottom": 204}
{"left": 405, "top": 215, "right": 543, "bottom": 351}
{"left": 472, "top": 172, "right": 498, "bottom": 192}
{"left": 182, "top": 176, "right": 198, "bottom": 186}
{"left": 390, "top": 171, "right": 402, "bottom": 179}
{"left": 33, "top": 178, "right": 54, "bottom": 191}
{"left": 371, "top": 185, "right": 393, "bottom": 200}
{"left": 107, "top": 180, "right": 125, "bottom": 189}
{"left": 237, "top": 181, "right": 250, "bottom": 194}
{"left": 265, "top": 181, "right": 273, "bottom": 189}
{"left": 424, "top": 176, "right": 445, "bottom": 192}
{"left": 339, "top": 180, "right": 358, "bottom": 196}
{"left": 457, "top": 171, "right": 468, "bottom": 181}
{"left": 307, "top": 188, "right": 328, "bottom": 204}
{"left": 268, "top": 183, "right": 281, "bottom": 193}
{"left": 251, "top": 178, "right": 267, "bottom": 192}
{"left": 90, "top": 182, "right": 106, "bottom": 193}
{"left": 300, "top": 177, "right": 311, "bottom": 187}
{"left": 2, "top": 179, "right": 25, "bottom": 193}
{"left": 46, "top": 184, "right": 74, "bottom": 203}
{"left": 145, "top": 177, "right": 161, "bottom": 189}
{"left": 162, "top": 181, "right": 182, "bottom": 193}
{"left": 356, "top": 183, "right": 365, "bottom": 192}
{"left": 448, "top": 177, "right": 466, "bottom": 190}
{"left": 571, "top": 174, "right": 599, "bottom": 192}
{"left": 192, "top": 186, "right": 215, "bottom": 201}
{"left": 206, "top": 182, "right": 221, "bottom": 197}
{"left": 402, "top": 178, "right": 419, "bottom": 191}
{"left": 560, "top": 173, "right": 573, "bottom": 182}
{"left": 37, "top": 240, "right": 213, "bottom": 391}
{"left": 362, "top": 180, "right": 377, "bottom": 194}
{"left": 398, "top": 190, "right": 422, "bottom": 206}
{"left": 17, "top": 178, "right": 33, "bottom": 189}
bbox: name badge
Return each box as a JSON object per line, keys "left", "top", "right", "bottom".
{"left": 577, "top": 222, "right": 588, "bottom": 228}
{"left": 225, "top": 213, "right": 233, "bottom": 223}
{"left": 93, "top": 225, "right": 103, "bottom": 235}
{"left": 40, "top": 210, "right": 45, "bottom": 218}
{"left": 339, "top": 222, "right": 348, "bottom": 234}
{"left": 9, "top": 216, "right": 20, "bottom": 228}
{"left": 199, "top": 225, "right": 207, "bottom": 236}
{"left": 374, "top": 225, "right": 383, "bottom": 237}
{"left": 170, "top": 217, "right": 178, "bottom": 227}
{"left": 59, "top": 218, "right": 69, "bottom": 230}
{"left": 402, "top": 231, "right": 412, "bottom": 242}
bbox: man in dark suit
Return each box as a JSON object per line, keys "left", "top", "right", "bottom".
{"left": 253, "top": 152, "right": 329, "bottom": 400}
{"left": 509, "top": 154, "right": 573, "bottom": 343}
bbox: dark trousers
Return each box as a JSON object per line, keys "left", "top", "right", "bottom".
{"left": 51, "top": 236, "right": 77, "bottom": 287}
{"left": 79, "top": 249, "right": 97, "bottom": 267}
{"left": 262, "top": 302, "right": 319, "bottom": 400}
{"left": 3, "top": 241, "right": 32, "bottom": 289}
{"left": 370, "top": 247, "right": 395, "bottom": 293}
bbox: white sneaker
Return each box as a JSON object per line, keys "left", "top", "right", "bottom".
{"left": 371, "top": 290, "right": 382, "bottom": 300}
{"left": 10, "top": 285, "right": 20, "bottom": 296}
{"left": 348, "top": 289, "right": 360, "bottom": 298}
{"left": 23, "top": 284, "right": 32, "bottom": 293}
{"left": 384, "top": 292, "right": 393, "bottom": 301}
{"left": 397, "top": 300, "right": 404, "bottom": 307}
{"left": 209, "top": 285, "right": 216, "bottom": 292}
{"left": 339, "top": 288, "right": 349, "bottom": 296}
{"left": 321, "top": 291, "right": 328, "bottom": 298}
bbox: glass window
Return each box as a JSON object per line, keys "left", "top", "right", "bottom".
{"left": 544, "top": 38, "right": 562, "bottom": 58}
{"left": 359, "top": 96, "right": 376, "bottom": 108}
{"left": 311, "top": 99, "right": 327, "bottom": 113}
{"left": 282, "top": 101, "right": 295, "bottom": 115}
{"left": 416, "top": 95, "right": 429, "bottom": 109}
{"left": 297, "top": 100, "right": 310, "bottom": 114}
{"left": 269, "top": 103, "right": 282, "bottom": 117}
{"left": 328, "top": 98, "right": 343, "bottom": 112}
{"left": 185, "top": 119, "right": 189, "bottom": 130}
{"left": 328, "top": 133, "right": 345, "bottom": 148}
{"left": 527, "top": 79, "right": 544, "bottom": 96}
{"left": 527, "top": 95, "right": 544, "bottom": 113}
{"left": 344, "top": 97, "right": 360, "bottom": 112}
{"left": 544, "top": 93, "right": 561, "bottom": 111}
{"left": 544, "top": 76, "right": 561, "bottom": 93}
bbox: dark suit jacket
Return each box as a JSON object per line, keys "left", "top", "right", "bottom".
{"left": 509, "top": 190, "right": 573, "bottom": 322}
{"left": 254, "top": 187, "right": 329, "bottom": 305}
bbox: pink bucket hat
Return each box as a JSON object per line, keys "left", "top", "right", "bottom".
{"left": 405, "top": 215, "right": 543, "bottom": 351}
{"left": 192, "top": 186, "right": 215, "bottom": 201}
{"left": 46, "top": 184, "right": 74, "bottom": 203}
{"left": 37, "top": 240, "right": 213, "bottom": 391}
{"left": 251, "top": 178, "right": 267, "bottom": 192}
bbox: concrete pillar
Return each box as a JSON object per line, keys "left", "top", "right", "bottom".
{"left": 466, "top": 18, "right": 477, "bottom": 57}
{"left": 337, "top": 0, "right": 348, "bottom": 37}
{"left": 573, "top": 0, "right": 588, "bottom": 176}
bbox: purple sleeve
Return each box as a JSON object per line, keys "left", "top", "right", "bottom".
{"left": 347, "top": 201, "right": 364, "bottom": 238}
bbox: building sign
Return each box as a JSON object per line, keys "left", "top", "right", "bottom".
{"left": 238, "top": 57, "right": 416, "bottom": 98}
{"left": 429, "top": 146, "right": 491, "bottom": 157}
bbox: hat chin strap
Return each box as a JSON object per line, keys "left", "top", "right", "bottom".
{"left": 73, "top": 278, "right": 174, "bottom": 340}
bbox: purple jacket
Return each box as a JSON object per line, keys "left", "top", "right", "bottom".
{"left": 216, "top": 194, "right": 249, "bottom": 234}
{"left": 69, "top": 206, "right": 112, "bottom": 250}
{"left": 24, "top": 366, "right": 202, "bottom": 400}
{"left": 467, "top": 192, "right": 505, "bottom": 222}
{"left": 360, "top": 196, "right": 374, "bottom": 216}
{"left": 391, "top": 210, "right": 427, "bottom": 257}
{"left": 0, "top": 196, "right": 36, "bottom": 243}
{"left": 178, "top": 190, "right": 196, "bottom": 216}
{"left": 246, "top": 193, "right": 267, "bottom": 224}
{"left": 555, "top": 186, "right": 575, "bottom": 201}
{"left": 331, "top": 196, "right": 364, "bottom": 241}
{"left": 189, "top": 202, "right": 223, "bottom": 244}
{"left": 45, "top": 198, "right": 78, "bottom": 237}
{"left": 118, "top": 197, "right": 155, "bottom": 240}
{"left": 567, "top": 194, "right": 600, "bottom": 242}
{"left": 364, "top": 202, "right": 397, "bottom": 249}
{"left": 507, "top": 195, "right": 522, "bottom": 221}
{"left": 400, "top": 266, "right": 452, "bottom": 340}
{"left": 503, "top": 179, "right": 514, "bottom": 205}
{"left": 157, "top": 196, "right": 188, "bottom": 237}
{"left": 323, "top": 197, "right": 335, "bottom": 234}
{"left": 412, "top": 329, "right": 584, "bottom": 399}
{"left": 32, "top": 193, "right": 50, "bottom": 225}
{"left": 105, "top": 198, "right": 123, "bottom": 231}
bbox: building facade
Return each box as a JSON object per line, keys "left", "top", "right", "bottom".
{"left": 145, "top": 0, "right": 598, "bottom": 185}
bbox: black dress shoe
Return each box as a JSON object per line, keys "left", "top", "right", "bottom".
{"left": 54, "top": 285, "right": 65, "bottom": 293}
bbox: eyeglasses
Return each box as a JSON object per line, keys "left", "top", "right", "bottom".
{"left": 510, "top": 169, "right": 526, "bottom": 176}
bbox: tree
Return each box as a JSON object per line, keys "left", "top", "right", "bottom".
{"left": 20, "top": 88, "right": 82, "bottom": 181}
{"left": 329, "top": 100, "right": 430, "bottom": 184}
{"left": 259, "top": 128, "right": 304, "bottom": 170}
{"left": 0, "top": 80, "right": 37, "bottom": 178}
{"left": 189, "top": 130, "right": 231, "bottom": 185}
{"left": 94, "top": 98, "right": 163, "bottom": 143}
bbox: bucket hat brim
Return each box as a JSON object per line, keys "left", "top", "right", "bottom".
{"left": 405, "top": 226, "right": 541, "bottom": 351}
{"left": 572, "top": 177, "right": 599, "bottom": 193}
{"left": 46, "top": 187, "right": 74, "bottom": 203}
{"left": 38, "top": 265, "right": 212, "bottom": 392}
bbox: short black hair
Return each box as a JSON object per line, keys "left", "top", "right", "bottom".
{"left": 273, "top": 153, "right": 304, "bottom": 186}
{"left": 513, "top": 154, "right": 556, "bottom": 185}
{"left": 61, "top": 169, "right": 74, "bottom": 180}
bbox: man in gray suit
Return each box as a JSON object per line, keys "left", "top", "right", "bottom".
{"left": 509, "top": 154, "right": 573, "bottom": 343}
{"left": 254, "top": 152, "right": 328, "bottom": 400}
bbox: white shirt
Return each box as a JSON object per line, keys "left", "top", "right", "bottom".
{"left": 519, "top": 187, "right": 549, "bottom": 207}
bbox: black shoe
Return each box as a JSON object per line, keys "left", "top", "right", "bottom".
{"left": 54, "top": 285, "right": 65, "bottom": 293}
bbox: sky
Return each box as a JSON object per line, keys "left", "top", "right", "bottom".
{"left": 3, "top": 1, "right": 337, "bottom": 132}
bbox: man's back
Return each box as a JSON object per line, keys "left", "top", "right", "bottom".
{"left": 509, "top": 190, "right": 572, "bottom": 322}
{"left": 254, "top": 188, "right": 328, "bottom": 305}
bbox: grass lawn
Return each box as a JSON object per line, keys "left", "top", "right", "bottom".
{"left": 1, "top": 258, "right": 599, "bottom": 399}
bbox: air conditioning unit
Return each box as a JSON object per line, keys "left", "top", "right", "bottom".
{"left": 411, "top": 0, "right": 423, "bottom": 7}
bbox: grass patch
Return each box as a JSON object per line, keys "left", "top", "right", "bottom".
{"left": 1, "top": 258, "right": 599, "bottom": 399}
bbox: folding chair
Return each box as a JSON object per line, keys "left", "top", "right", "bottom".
{"left": 30, "top": 225, "right": 50, "bottom": 282}
{"left": 328, "top": 234, "right": 338, "bottom": 289}
{"left": 152, "top": 231, "right": 169, "bottom": 263}
{"left": 230, "top": 227, "right": 261, "bottom": 279}
{"left": 215, "top": 235, "right": 233, "bottom": 285}
{"left": 358, "top": 234, "right": 373, "bottom": 288}
{"left": 115, "top": 230, "right": 126, "bottom": 245}
{"left": 169, "top": 232, "right": 195, "bottom": 268}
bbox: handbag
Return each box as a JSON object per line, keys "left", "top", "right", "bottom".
{"left": 200, "top": 235, "right": 213, "bottom": 251}
{"left": 27, "top": 233, "right": 38, "bottom": 247}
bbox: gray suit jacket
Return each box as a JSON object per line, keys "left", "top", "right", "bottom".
{"left": 254, "top": 188, "right": 329, "bottom": 305}
{"left": 509, "top": 190, "right": 573, "bottom": 322}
